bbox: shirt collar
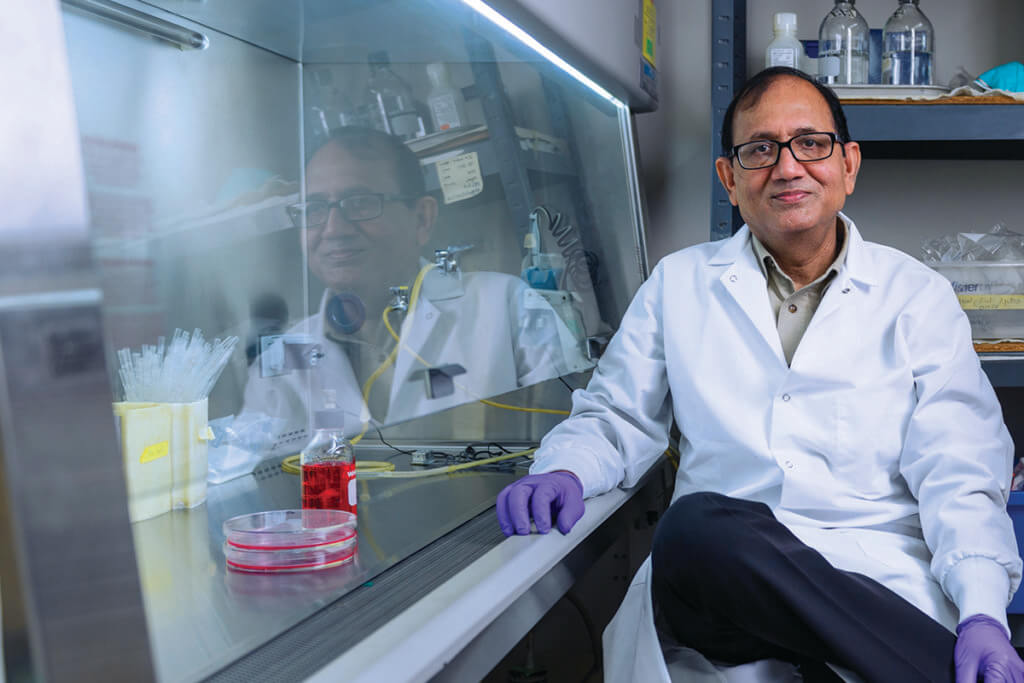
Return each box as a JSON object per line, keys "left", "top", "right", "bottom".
{"left": 709, "top": 213, "right": 877, "bottom": 288}
{"left": 749, "top": 218, "right": 849, "bottom": 292}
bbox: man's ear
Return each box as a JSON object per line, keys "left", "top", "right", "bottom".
{"left": 414, "top": 195, "right": 438, "bottom": 246}
{"left": 841, "top": 140, "right": 862, "bottom": 196}
{"left": 714, "top": 156, "right": 739, "bottom": 206}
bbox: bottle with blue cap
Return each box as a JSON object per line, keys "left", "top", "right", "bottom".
{"left": 300, "top": 390, "right": 356, "bottom": 515}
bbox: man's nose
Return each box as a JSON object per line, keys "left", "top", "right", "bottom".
{"left": 321, "top": 205, "right": 359, "bottom": 237}
{"left": 772, "top": 144, "right": 805, "bottom": 179}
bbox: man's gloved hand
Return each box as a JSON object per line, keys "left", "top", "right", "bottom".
{"left": 496, "top": 471, "right": 584, "bottom": 536}
{"left": 955, "top": 614, "right": 1024, "bottom": 683}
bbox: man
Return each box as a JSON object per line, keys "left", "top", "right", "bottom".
{"left": 496, "top": 68, "right": 1024, "bottom": 682}
{"left": 242, "top": 127, "right": 570, "bottom": 445}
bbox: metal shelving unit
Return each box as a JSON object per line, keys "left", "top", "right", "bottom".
{"left": 709, "top": 1, "right": 1024, "bottom": 385}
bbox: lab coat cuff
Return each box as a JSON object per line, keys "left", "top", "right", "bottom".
{"left": 529, "top": 445, "right": 608, "bottom": 499}
{"left": 945, "top": 557, "right": 1011, "bottom": 636}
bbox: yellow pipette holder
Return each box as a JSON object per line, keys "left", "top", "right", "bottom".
{"left": 113, "top": 399, "right": 214, "bottom": 522}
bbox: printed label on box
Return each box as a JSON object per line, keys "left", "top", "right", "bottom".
{"left": 436, "top": 152, "right": 483, "bottom": 204}
{"left": 958, "top": 294, "right": 1024, "bottom": 310}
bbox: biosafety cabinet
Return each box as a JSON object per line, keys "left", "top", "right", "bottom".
{"left": 0, "top": 1, "right": 664, "bottom": 681}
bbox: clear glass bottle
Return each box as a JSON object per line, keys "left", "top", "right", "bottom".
{"left": 426, "top": 62, "right": 468, "bottom": 132}
{"left": 765, "top": 12, "right": 803, "bottom": 70}
{"left": 300, "top": 390, "right": 356, "bottom": 515}
{"left": 882, "top": 0, "right": 934, "bottom": 85}
{"left": 365, "top": 50, "right": 424, "bottom": 140}
{"left": 818, "top": 0, "right": 870, "bottom": 84}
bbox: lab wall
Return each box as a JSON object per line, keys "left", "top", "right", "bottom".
{"left": 635, "top": 0, "right": 1024, "bottom": 264}
{"left": 634, "top": 0, "right": 713, "bottom": 262}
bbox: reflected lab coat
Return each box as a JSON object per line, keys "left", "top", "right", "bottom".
{"left": 241, "top": 268, "right": 569, "bottom": 446}
{"left": 530, "top": 217, "right": 1022, "bottom": 682}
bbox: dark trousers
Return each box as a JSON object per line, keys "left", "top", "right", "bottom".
{"left": 650, "top": 492, "right": 956, "bottom": 683}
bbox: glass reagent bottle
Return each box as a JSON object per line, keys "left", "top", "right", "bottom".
{"left": 366, "top": 51, "right": 423, "bottom": 140}
{"left": 818, "top": 0, "right": 870, "bottom": 84}
{"left": 882, "top": 0, "right": 934, "bottom": 85}
{"left": 300, "top": 391, "right": 356, "bottom": 516}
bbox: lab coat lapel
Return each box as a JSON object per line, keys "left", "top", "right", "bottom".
{"left": 711, "top": 228, "right": 786, "bottom": 363}
{"left": 387, "top": 295, "right": 442, "bottom": 419}
{"left": 803, "top": 219, "right": 877, "bottom": 331}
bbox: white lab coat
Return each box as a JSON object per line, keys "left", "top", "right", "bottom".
{"left": 241, "top": 268, "right": 570, "bottom": 445}
{"left": 531, "top": 216, "right": 1022, "bottom": 682}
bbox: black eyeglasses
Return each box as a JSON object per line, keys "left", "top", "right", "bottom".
{"left": 286, "top": 193, "right": 412, "bottom": 228}
{"left": 730, "top": 132, "right": 842, "bottom": 170}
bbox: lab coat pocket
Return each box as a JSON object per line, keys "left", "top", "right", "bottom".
{"left": 833, "top": 393, "right": 903, "bottom": 499}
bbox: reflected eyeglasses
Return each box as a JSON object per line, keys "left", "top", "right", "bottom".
{"left": 286, "top": 194, "right": 412, "bottom": 228}
{"left": 730, "top": 132, "right": 842, "bottom": 170}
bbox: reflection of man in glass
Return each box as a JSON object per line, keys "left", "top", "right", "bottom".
{"left": 242, "top": 127, "right": 571, "bottom": 445}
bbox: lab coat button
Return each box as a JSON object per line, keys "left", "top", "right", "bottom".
{"left": 729, "top": 275, "right": 738, "bottom": 283}
{"left": 787, "top": 304, "right": 798, "bottom": 313}
{"left": 425, "top": 312, "right": 434, "bottom": 320}
{"left": 785, "top": 460, "right": 794, "bottom": 469}
{"left": 782, "top": 393, "right": 791, "bottom": 402}
{"left": 841, "top": 287, "right": 850, "bottom": 294}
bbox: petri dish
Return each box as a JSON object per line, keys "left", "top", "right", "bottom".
{"left": 223, "top": 537, "right": 357, "bottom": 573}
{"left": 223, "top": 509, "right": 356, "bottom": 551}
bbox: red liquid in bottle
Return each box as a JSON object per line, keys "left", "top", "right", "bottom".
{"left": 301, "top": 461, "right": 357, "bottom": 514}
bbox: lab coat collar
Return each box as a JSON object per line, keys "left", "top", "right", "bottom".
{"left": 708, "top": 212, "right": 877, "bottom": 288}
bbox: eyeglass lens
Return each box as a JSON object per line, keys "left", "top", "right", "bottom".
{"left": 737, "top": 133, "right": 835, "bottom": 169}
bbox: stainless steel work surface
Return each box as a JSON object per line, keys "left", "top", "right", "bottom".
{"left": 133, "top": 455, "right": 516, "bottom": 683}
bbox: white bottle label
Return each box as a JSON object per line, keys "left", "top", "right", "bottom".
{"left": 348, "top": 477, "right": 357, "bottom": 507}
{"left": 430, "top": 93, "right": 461, "bottom": 131}
{"left": 768, "top": 47, "right": 797, "bottom": 68}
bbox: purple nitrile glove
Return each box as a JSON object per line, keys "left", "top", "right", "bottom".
{"left": 496, "top": 471, "right": 584, "bottom": 536}
{"left": 955, "top": 614, "right": 1024, "bottom": 683}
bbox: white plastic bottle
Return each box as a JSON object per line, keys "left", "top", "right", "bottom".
{"left": 765, "top": 12, "right": 803, "bottom": 70}
{"left": 426, "top": 62, "right": 468, "bottom": 132}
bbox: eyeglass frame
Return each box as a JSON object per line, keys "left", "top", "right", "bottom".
{"left": 285, "top": 193, "right": 415, "bottom": 229}
{"left": 729, "top": 131, "right": 845, "bottom": 170}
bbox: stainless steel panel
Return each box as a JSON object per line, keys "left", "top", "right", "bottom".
{"left": 134, "top": 452, "right": 515, "bottom": 682}
{"left": 0, "top": 2, "right": 154, "bottom": 681}
{"left": 0, "top": 301, "right": 155, "bottom": 683}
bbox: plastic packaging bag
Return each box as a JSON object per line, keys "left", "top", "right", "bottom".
{"left": 207, "top": 412, "right": 288, "bottom": 484}
{"left": 922, "top": 222, "right": 1024, "bottom": 263}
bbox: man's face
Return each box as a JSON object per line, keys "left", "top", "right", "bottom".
{"left": 715, "top": 77, "right": 861, "bottom": 244}
{"left": 304, "top": 142, "right": 434, "bottom": 299}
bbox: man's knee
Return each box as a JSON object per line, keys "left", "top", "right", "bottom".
{"left": 652, "top": 492, "right": 761, "bottom": 580}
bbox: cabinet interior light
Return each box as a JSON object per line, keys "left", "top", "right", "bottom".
{"left": 461, "top": 0, "right": 624, "bottom": 108}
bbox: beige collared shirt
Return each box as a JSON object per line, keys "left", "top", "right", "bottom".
{"left": 750, "top": 219, "right": 849, "bottom": 365}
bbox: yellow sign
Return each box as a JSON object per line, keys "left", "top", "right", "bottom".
{"left": 958, "top": 294, "right": 1024, "bottom": 310}
{"left": 642, "top": 0, "right": 657, "bottom": 67}
{"left": 140, "top": 440, "right": 170, "bottom": 463}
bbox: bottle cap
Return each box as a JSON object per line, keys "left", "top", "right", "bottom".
{"left": 774, "top": 12, "right": 798, "bottom": 33}
{"left": 315, "top": 389, "right": 346, "bottom": 430}
{"left": 314, "top": 407, "right": 346, "bottom": 431}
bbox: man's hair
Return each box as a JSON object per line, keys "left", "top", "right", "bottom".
{"left": 314, "top": 126, "right": 426, "bottom": 200}
{"left": 720, "top": 67, "right": 851, "bottom": 157}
